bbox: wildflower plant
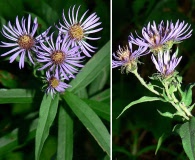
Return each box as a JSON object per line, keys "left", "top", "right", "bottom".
{"left": 0, "top": 2, "right": 110, "bottom": 160}
{"left": 113, "top": 20, "right": 195, "bottom": 159}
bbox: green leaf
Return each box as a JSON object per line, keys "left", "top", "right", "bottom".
{"left": 117, "top": 96, "right": 166, "bottom": 118}
{"left": 176, "top": 117, "right": 195, "bottom": 160}
{"left": 57, "top": 106, "right": 73, "bottom": 160}
{"left": 63, "top": 91, "right": 110, "bottom": 156}
{"left": 157, "top": 110, "right": 174, "bottom": 118}
{"left": 181, "top": 83, "right": 195, "bottom": 106}
{"left": 76, "top": 88, "right": 88, "bottom": 99}
{"left": 40, "top": 136, "right": 57, "bottom": 160}
{"left": 90, "top": 89, "right": 110, "bottom": 103}
{"left": 0, "top": 70, "right": 18, "bottom": 88}
{"left": 155, "top": 134, "right": 165, "bottom": 155}
{"left": 88, "top": 65, "right": 110, "bottom": 96}
{"left": 0, "top": 89, "right": 34, "bottom": 104}
{"left": 41, "top": 2, "right": 59, "bottom": 24}
{"left": 68, "top": 41, "right": 110, "bottom": 93}
{"left": 83, "top": 99, "right": 110, "bottom": 121}
{"left": 103, "top": 155, "right": 110, "bottom": 160}
{"left": 35, "top": 94, "right": 59, "bottom": 160}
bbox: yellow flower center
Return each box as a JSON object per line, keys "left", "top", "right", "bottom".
{"left": 69, "top": 24, "right": 84, "bottom": 40}
{"left": 18, "top": 35, "right": 35, "bottom": 50}
{"left": 116, "top": 46, "right": 137, "bottom": 73}
{"left": 50, "top": 77, "right": 59, "bottom": 88}
{"left": 117, "top": 46, "right": 130, "bottom": 61}
{"left": 150, "top": 34, "right": 161, "bottom": 45}
{"left": 51, "top": 51, "right": 65, "bottom": 64}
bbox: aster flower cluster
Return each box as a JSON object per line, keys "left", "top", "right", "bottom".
{"left": 113, "top": 20, "right": 192, "bottom": 78}
{"left": 114, "top": 20, "right": 194, "bottom": 120}
{"left": 0, "top": 5, "right": 102, "bottom": 97}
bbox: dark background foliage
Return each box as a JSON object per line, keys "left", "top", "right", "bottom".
{"left": 112, "top": 0, "right": 195, "bottom": 159}
{"left": 0, "top": 0, "right": 110, "bottom": 160}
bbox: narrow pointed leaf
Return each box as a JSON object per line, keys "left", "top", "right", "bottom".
{"left": 0, "top": 89, "right": 34, "bottom": 104}
{"left": 181, "top": 83, "right": 195, "bottom": 106}
{"left": 68, "top": 41, "right": 110, "bottom": 93}
{"left": 83, "top": 99, "right": 110, "bottom": 121}
{"left": 57, "top": 106, "right": 73, "bottom": 160}
{"left": 35, "top": 94, "right": 59, "bottom": 160}
{"left": 155, "top": 134, "right": 165, "bottom": 155}
{"left": 63, "top": 91, "right": 110, "bottom": 156}
{"left": 88, "top": 65, "right": 110, "bottom": 96}
{"left": 90, "top": 89, "right": 110, "bottom": 102}
{"left": 157, "top": 110, "right": 174, "bottom": 118}
{"left": 117, "top": 96, "right": 166, "bottom": 118}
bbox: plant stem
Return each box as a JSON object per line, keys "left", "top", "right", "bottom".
{"left": 132, "top": 70, "right": 160, "bottom": 96}
{"left": 164, "top": 82, "right": 191, "bottom": 120}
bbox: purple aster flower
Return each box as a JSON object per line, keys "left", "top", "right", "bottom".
{"left": 56, "top": 5, "right": 103, "bottom": 57}
{"left": 112, "top": 42, "right": 148, "bottom": 73}
{"left": 37, "top": 32, "right": 84, "bottom": 80}
{"left": 151, "top": 49, "right": 182, "bottom": 77}
{"left": 45, "top": 71, "right": 71, "bottom": 97}
{"left": 129, "top": 21, "right": 174, "bottom": 53}
{"left": 0, "top": 14, "right": 50, "bottom": 69}
{"left": 165, "top": 20, "right": 192, "bottom": 48}
{"left": 129, "top": 20, "right": 192, "bottom": 53}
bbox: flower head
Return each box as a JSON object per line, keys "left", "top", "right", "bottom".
{"left": 129, "top": 20, "right": 192, "bottom": 53}
{"left": 37, "top": 32, "right": 84, "bottom": 80}
{"left": 57, "top": 5, "right": 103, "bottom": 57}
{"left": 0, "top": 14, "right": 50, "bottom": 69}
{"left": 129, "top": 21, "right": 172, "bottom": 53}
{"left": 164, "top": 20, "right": 192, "bottom": 49}
{"left": 45, "top": 71, "right": 71, "bottom": 97}
{"left": 151, "top": 49, "right": 182, "bottom": 77}
{"left": 112, "top": 42, "right": 148, "bottom": 73}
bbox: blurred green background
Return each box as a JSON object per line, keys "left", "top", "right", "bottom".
{"left": 0, "top": 0, "right": 110, "bottom": 160}
{"left": 112, "top": 0, "right": 195, "bottom": 159}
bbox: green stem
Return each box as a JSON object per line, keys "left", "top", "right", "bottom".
{"left": 164, "top": 82, "right": 191, "bottom": 120}
{"left": 132, "top": 70, "right": 160, "bottom": 96}
{"left": 164, "top": 82, "right": 172, "bottom": 100}
{"left": 179, "top": 103, "right": 192, "bottom": 117}
{"left": 170, "top": 102, "right": 189, "bottom": 120}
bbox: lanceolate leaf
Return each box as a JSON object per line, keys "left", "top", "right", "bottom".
{"left": 90, "top": 89, "right": 110, "bottom": 102}
{"left": 35, "top": 94, "right": 59, "bottom": 160}
{"left": 176, "top": 117, "right": 195, "bottom": 160}
{"left": 57, "top": 106, "right": 73, "bottom": 160}
{"left": 157, "top": 110, "right": 174, "bottom": 118}
{"left": 83, "top": 99, "right": 110, "bottom": 121}
{"left": 68, "top": 41, "right": 110, "bottom": 93}
{"left": 117, "top": 96, "right": 166, "bottom": 118}
{"left": 155, "top": 133, "right": 165, "bottom": 155}
{"left": 181, "top": 83, "right": 195, "bottom": 106}
{"left": 0, "top": 89, "right": 34, "bottom": 104}
{"left": 88, "top": 65, "right": 110, "bottom": 96}
{"left": 63, "top": 91, "right": 110, "bottom": 156}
